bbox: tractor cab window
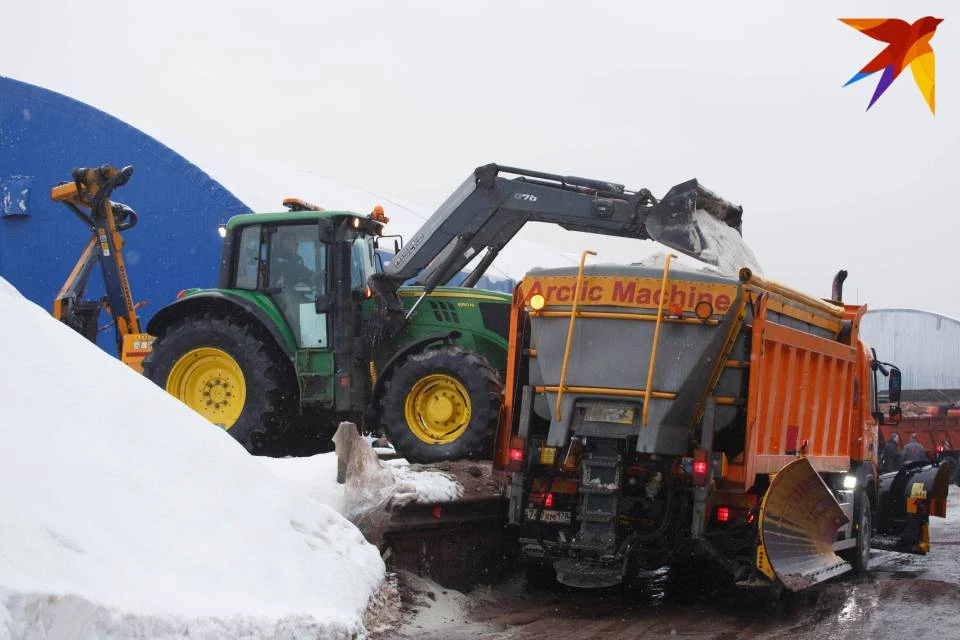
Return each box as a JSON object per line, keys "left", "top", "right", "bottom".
{"left": 269, "top": 226, "right": 324, "bottom": 293}
{"left": 234, "top": 224, "right": 263, "bottom": 290}
{"left": 267, "top": 224, "right": 328, "bottom": 348}
{"left": 351, "top": 236, "right": 377, "bottom": 291}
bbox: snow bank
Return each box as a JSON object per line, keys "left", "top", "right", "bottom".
{"left": 0, "top": 278, "right": 384, "bottom": 638}
{"left": 261, "top": 451, "right": 462, "bottom": 523}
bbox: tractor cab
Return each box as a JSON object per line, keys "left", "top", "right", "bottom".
{"left": 221, "top": 208, "right": 382, "bottom": 346}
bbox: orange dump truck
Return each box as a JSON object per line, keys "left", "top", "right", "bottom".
{"left": 494, "top": 255, "right": 949, "bottom": 591}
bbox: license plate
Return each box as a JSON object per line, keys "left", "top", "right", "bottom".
{"left": 526, "top": 508, "right": 572, "bottom": 524}
{"left": 584, "top": 404, "right": 636, "bottom": 424}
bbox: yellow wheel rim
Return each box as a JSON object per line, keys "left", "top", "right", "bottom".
{"left": 165, "top": 347, "right": 246, "bottom": 429}
{"left": 404, "top": 373, "right": 472, "bottom": 444}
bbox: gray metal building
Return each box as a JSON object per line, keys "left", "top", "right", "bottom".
{"left": 860, "top": 308, "right": 960, "bottom": 391}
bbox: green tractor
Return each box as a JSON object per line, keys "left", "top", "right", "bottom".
{"left": 143, "top": 164, "right": 741, "bottom": 462}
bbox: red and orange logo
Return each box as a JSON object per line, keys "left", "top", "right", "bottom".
{"left": 841, "top": 17, "right": 943, "bottom": 114}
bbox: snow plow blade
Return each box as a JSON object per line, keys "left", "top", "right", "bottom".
{"left": 644, "top": 179, "right": 745, "bottom": 268}
{"left": 875, "top": 462, "right": 949, "bottom": 554}
{"left": 756, "top": 457, "right": 851, "bottom": 591}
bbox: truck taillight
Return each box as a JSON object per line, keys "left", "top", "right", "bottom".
{"left": 692, "top": 449, "right": 708, "bottom": 486}
{"left": 509, "top": 437, "right": 525, "bottom": 471}
{"left": 716, "top": 506, "right": 730, "bottom": 523}
{"left": 545, "top": 493, "right": 554, "bottom": 508}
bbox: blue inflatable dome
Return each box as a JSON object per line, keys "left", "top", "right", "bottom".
{"left": 0, "top": 76, "right": 250, "bottom": 353}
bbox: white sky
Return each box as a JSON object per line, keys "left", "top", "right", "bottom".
{"left": 3, "top": 0, "right": 957, "bottom": 316}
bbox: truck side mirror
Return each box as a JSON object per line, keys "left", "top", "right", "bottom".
{"left": 888, "top": 368, "right": 902, "bottom": 403}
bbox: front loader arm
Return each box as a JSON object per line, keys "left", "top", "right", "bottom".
{"left": 372, "top": 164, "right": 743, "bottom": 305}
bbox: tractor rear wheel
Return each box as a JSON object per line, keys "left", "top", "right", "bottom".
{"left": 380, "top": 345, "right": 501, "bottom": 463}
{"left": 142, "top": 314, "right": 292, "bottom": 452}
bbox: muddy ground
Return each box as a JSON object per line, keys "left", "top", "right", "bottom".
{"left": 375, "top": 487, "right": 960, "bottom": 640}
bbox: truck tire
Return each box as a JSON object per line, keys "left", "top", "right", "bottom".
{"left": 841, "top": 488, "right": 872, "bottom": 573}
{"left": 142, "top": 314, "right": 291, "bottom": 452}
{"left": 380, "top": 345, "right": 501, "bottom": 463}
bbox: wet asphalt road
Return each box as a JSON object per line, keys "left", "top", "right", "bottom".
{"left": 385, "top": 487, "right": 960, "bottom": 640}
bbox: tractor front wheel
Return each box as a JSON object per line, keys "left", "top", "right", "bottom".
{"left": 380, "top": 345, "right": 501, "bottom": 463}
{"left": 142, "top": 315, "right": 292, "bottom": 452}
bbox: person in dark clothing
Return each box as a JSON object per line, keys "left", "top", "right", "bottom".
{"left": 272, "top": 235, "right": 314, "bottom": 287}
{"left": 880, "top": 432, "right": 900, "bottom": 472}
{"left": 901, "top": 433, "right": 928, "bottom": 464}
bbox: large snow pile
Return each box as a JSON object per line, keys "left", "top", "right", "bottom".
{"left": 0, "top": 278, "right": 385, "bottom": 638}
{"left": 262, "top": 424, "right": 462, "bottom": 549}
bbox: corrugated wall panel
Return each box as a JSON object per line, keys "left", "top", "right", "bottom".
{"left": 860, "top": 309, "right": 960, "bottom": 390}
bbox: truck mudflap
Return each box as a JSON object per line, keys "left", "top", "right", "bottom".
{"left": 874, "top": 462, "right": 949, "bottom": 554}
{"left": 755, "top": 457, "right": 851, "bottom": 591}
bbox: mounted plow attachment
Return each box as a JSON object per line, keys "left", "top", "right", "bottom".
{"left": 756, "top": 458, "right": 851, "bottom": 591}
{"left": 756, "top": 457, "right": 950, "bottom": 592}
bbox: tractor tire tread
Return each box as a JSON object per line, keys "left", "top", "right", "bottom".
{"left": 142, "top": 313, "right": 293, "bottom": 453}
{"left": 379, "top": 345, "right": 501, "bottom": 464}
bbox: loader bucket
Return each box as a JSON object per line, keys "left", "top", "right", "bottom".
{"left": 875, "top": 462, "right": 949, "bottom": 554}
{"left": 756, "top": 457, "right": 851, "bottom": 591}
{"left": 644, "top": 180, "right": 759, "bottom": 276}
